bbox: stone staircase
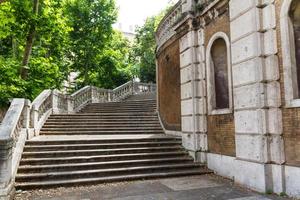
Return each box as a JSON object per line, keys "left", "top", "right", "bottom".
{"left": 15, "top": 94, "right": 210, "bottom": 190}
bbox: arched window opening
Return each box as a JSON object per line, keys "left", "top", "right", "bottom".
{"left": 210, "top": 38, "right": 229, "bottom": 109}
{"left": 289, "top": 0, "right": 300, "bottom": 97}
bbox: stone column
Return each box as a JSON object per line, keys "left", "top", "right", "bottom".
{"left": 230, "top": 0, "right": 284, "bottom": 193}
{"left": 0, "top": 138, "right": 14, "bottom": 200}
{"left": 180, "top": 21, "right": 207, "bottom": 163}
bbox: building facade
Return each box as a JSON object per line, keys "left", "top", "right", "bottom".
{"left": 155, "top": 0, "right": 300, "bottom": 198}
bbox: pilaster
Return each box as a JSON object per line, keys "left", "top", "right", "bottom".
{"left": 179, "top": 21, "right": 207, "bottom": 163}
{"left": 230, "top": 0, "right": 284, "bottom": 193}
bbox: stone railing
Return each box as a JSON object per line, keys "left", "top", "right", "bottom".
{"left": 0, "top": 99, "right": 30, "bottom": 199}
{"left": 0, "top": 80, "right": 156, "bottom": 199}
{"left": 156, "top": 0, "right": 183, "bottom": 49}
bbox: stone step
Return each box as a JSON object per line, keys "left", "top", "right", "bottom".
{"left": 23, "top": 141, "right": 182, "bottom": 152}
{"left": 21, "top": 146, "right": 183, "bottom": 158}
{"left": 16, "top": 163, "right": 203, "bottom": 183}
{"left": 40, "top": 127, "right": 163, "bottom": 132}
{"left": 49, "top": 112, "right": 157, "bottom": 117}
{"left": 81, "top": 109, "right": 156, "bottom": 113}
{"left": 40, "top": 130, "right": 164, "bottom": 135}
{"left": 43, "top": 123, "right": 161, "bottom": 127}
{"left": 25, "top": 137, "right": 181, "bottom": 146}
{"left": 20, "top": 151, "right": 187, "bottom": 165}
{"left": 82, "top": 105, "right": 156, "bottom": 108}
{"left": 18, "top": 157, "right": 194, "bottom": 173}
{"left": 46, "top": 118, "right": 159, "bottom": 123}
{"left": 15, "top": 169, "right": 209, "bottom": 190}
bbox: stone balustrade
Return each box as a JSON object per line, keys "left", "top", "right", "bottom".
{"left": 0, "top": 80, "right": 156, "bottom": 199}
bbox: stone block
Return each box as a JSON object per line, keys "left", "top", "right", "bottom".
{"left": 231, "top": 32, "right": 262, "bottom": 64}
{"left": 266, "top": 81, "right": 281, "bottom": 108}
{"left": 285, "top": 165, "right": 300, "bottom": 198}
{"left": 195, "top": 98, "right": 207, "bottom": 115}
{"left": 233, "top": 83, "right": 265, "bottom": 110}
{"left": 198, "top": 29, "right": 205, "bottom": 46}
{"left": 196, "top": 63, "right": 205, "bottom": 80}
{"left": 182, "top": 116, "right": 193, "bottom": 132}
{"left": 195, "top": 80, "right": 206, "bottom": 97}
{"left": 181, "top": 99, "right": 193, "bottom": 116}
{"left": 229, "top": 0, "right": 256, "bottom": 20}
{"left": 180, "top": 48, "right": 192, "bottom": 68}
{"left": 269, "top": 135, "right": 285, "bottom": 164}
{"left": 230, "top": 7, "right": 261, "bottom": 42}
{"left": 267, "top": 108, "right": 282, "bottom": 135}
{"left": 180, "top": 32, "right": 195, "bottom": 53}
{"left": 207, "top": 153, "right": 236, "bottom": 179}
{"left": 262, "top": 4, "right": 276, "bottom": 30}
{"left": 263, "top": 29, "right": 277, "bottom": 56}
{"left": 270, "top": 164, "right": 284, "bottom": 194}
{"left": 264, "top": 55, "right": 279, "bottom": 81}
{"left": 181, "top": 82, "right": 193, "bottom": 99}
{"left": 182, "top": 133, "right": 201, "bottom": 151}
{"left": 197, "top": 46, "right": 205, "bottom": 63}
{"left": 235, "top": 134, "right": 268, "bottom": 162}
{"left": 180, "top": 66, "right": 192, "bottom": 84}
{"left": 232, "top": 57, "right": 264, "bottom": 87}
{"left": 234, "top": 110, "right": 267, "bottom": 134}
{"left": 234, "top": 159, "right": 268, "bottom": 192}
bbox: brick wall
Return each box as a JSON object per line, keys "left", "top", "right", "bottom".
{"left": 203, "top": 7, "right": 236, "bottom": 156}
{"left": 157, "top": 40, "right": 181, "bottom": 131}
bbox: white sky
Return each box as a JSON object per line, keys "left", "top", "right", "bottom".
{"left": 114, "top": 0, "right": 174, "bottom": 33}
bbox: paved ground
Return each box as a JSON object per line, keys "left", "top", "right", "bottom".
{"left": 14, "top": 174, "right": 294, "bottom": 200}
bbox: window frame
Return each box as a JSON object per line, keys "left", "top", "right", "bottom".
{"left": 206, "top": 32, "right": 233, "bottom": 115}
{"left": 281, "top": 0, "right": 300, "bottom": 107}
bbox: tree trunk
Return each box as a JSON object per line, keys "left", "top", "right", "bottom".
{"left": 20, "top": 0, "right": 39, "bottom": 79}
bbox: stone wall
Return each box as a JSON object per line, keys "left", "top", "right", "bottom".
{"left": 275, "top": 0, "right": 300, "bottom": 167}
{"left": 203, "top": 7, "right": 236, "bottom": 157}
{"left": 157, "top": 40, "right": 181, "bottom": 131}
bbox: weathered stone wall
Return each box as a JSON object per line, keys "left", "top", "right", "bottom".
{"left": 203, "top": 9, "right": 236, "bottom": 157}
{"left": 157, "top": 40, "right": 181, "bottom": 131}
{"left": 275, "top": 0, "right": 300, "bottom": 167}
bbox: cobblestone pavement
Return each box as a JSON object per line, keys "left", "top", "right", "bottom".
{"left": 14, "top": 174, "right": 294, "bottom": 200}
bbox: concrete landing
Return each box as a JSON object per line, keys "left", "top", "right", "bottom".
{"left": 14, "top": 175, "right": 291, "bottom": 200}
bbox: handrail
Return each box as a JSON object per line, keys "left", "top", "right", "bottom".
{"left": 0, "top": 99, "right": 26, "bottom": 140}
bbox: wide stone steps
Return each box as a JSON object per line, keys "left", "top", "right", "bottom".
{"left": 16, "top": 95, "right": 210, "bottom": 190}
{"left": 40, "top": 130, "right": 164, "bottom": 135}
{"left": 16, "top": 169, "right": 208, "bottom": 190}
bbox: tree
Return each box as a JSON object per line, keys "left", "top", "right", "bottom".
{"left": 0, "top": 0, "right": 71, "bottom": 105}
{"left": 130, "top": 12, "right": 165, "bottom": 83}
{"left": 66, "top": 0, "right": 118, "bottom": 86}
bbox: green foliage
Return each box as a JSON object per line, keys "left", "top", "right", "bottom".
{"left": 75, "top": 30, "right": 132, "bottom": 89}
{"left": 66, "top": 0, "right": 118, "bottom": 87}
{"left": 130, "top": 12, "right": 165, "bottom": 83}
{"left": 0, "top": 0, "right": 126, "bottom": 107}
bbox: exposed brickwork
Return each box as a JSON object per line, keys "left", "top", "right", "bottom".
{"left": 202, "top": 7, "right": 235, "bottom": 156}
{"left": 157, "top": 40, "right": 181, "bottom": 131}
{"left": 275, "top": 0, "right": 300, "bottom": 167}
{"left": 207, "top": 114, "right": 236, "bottom": 156}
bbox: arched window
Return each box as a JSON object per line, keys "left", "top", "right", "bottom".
{"left": 206, "top": 32, "right": 232, "bottom": 114}
{"left": 281, "top": 0, "right": 300, "bottom": 107}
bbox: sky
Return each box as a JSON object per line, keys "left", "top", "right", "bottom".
{"left": 114, "top": 0, "right": 174, "bottom": 33}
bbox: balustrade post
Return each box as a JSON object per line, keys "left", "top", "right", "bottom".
{"left": 67, "top": 96, "right": 74, "bottom": 114}
{"left": 51, "top": 90, "right": 59, "bottom": 114}
{"left": 23, "top": 100, "right": 32, "bottom": 139}
{"left": 30, "top": 106, "right": 39, "bottom": 137}
{"left": 0, "top": 138, "right": 14, "bottom": 200}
